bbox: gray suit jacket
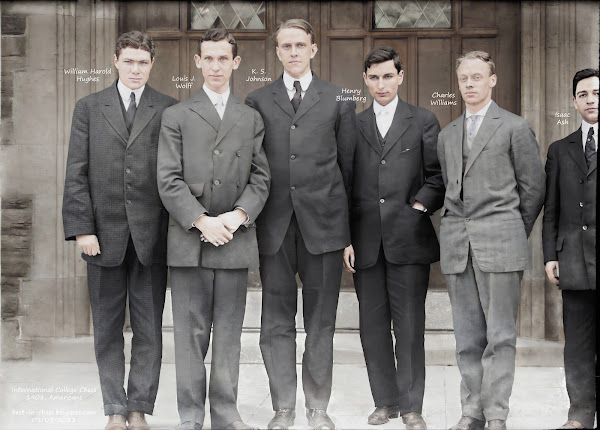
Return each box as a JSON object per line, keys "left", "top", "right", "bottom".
{"left": 62, "top": 81, "right": 177, "bottom": 267}
{"left": 157, "top": 89, "right": 270, "bottom": 269}
{"left": 437, "top": 101, "right": 545, "bottom": 274}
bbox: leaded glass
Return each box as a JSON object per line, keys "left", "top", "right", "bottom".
{"left": 374, "top": 1, "right": 452, "bottom": 29}
{"left": 190, "top": 1, "right": 266, "bottom": 30}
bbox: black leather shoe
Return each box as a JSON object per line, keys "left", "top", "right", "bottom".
{"left": 306, "top": 409, "right": 335, "bottom": 430}
{"left": 267, "top": 409, "right": 295, "bottom": 430}
{"left": 402, "top": 412, "right": 427, "bottom": 429}
{"left": 367, "top": 406, "right": 400, "bottom": 425}
{"left": 223, "top": 420, "right": 259, "bottom": 430}
{"left": 485, "top": 420, "right": 506, "bottom": 430}
{"left": 449, "top": 416, "right": 485, "bottom": 430}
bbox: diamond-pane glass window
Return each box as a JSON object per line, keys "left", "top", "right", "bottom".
{"left": 190, "top": 1, "right": 266, "bottom": 30}
{"left": 374, "top": 1, "right": 451, "bottom": 29}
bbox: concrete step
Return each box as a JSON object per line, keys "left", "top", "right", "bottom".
{"left": 31, "top": 331, "right": 565, "bottom": 367}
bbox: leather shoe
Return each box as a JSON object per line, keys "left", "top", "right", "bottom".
{"left": 173, "top": 421, "right": 202, "bottom": 430}
{"left": 367, "top": 406, "right": 400, "bottom": 425}
{"left": 222, "top": 420, "right": 258, "bottom": 430}
{"left": 485, "top": 420, "right": 506, "bottom": 430}
{"left": 449, "top": 416, "right": 485, "bottom": 430}
{"left": 268, "top": 409, "right": 295, "bottom": 429}
{"left": 105, "top": 414, "right": 127, "bottom": 430}
{"left": 128, "top": 411, "right": 150, "bottom": 430}
{"left": 402, "top": 412, "right": 427, "bottom": 429}
{"left": 558, "top": 420, "right": 585, "bottom": 429}
{"left": 306, "top": 409, "right": 335, "bottom": 430}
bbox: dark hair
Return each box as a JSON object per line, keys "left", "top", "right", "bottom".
{"left": 364, "top": 46, "right": 402, "bottom": 73}
{"left": 273, "top": 18, "right": 315, "bottom": 45}
{"left": 115, "top": 31, "right": 155, "bottom": 60}
{"left": 573, "top": 68, "right": 599, "bottom": 97}
{"left": 197, "top": 28, "right": 238, "bottom": 58}
{"left": 456, "top": 50, "right": 495, "bottom": 75}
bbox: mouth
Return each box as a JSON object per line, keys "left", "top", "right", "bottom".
{"left": 376, "top": 92, "right": 387, "bottom": 98}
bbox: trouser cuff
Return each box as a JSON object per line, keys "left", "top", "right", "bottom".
{"left": 127, "top": 400, "right": 154, "bottom": 415}
{"left": 104, "top": 404, "right": 128, "bottom": 416}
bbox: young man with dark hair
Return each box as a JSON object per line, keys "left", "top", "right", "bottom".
{"left": 157, "top": 28, "right": 270, "bottom": 430}
{"left": 62, "top": 30, "right": 178, "bottom": 430}
{"left": 543, "top": 68, "right": 598, "bottom": 430}
{"left": 343, "top": 46, "right": 444, "bottom": 430}
{"left": 245, "top": 18, "right": 356, "bottom": 430}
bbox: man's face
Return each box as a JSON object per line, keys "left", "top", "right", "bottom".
{"left": 114, "top": 47, "right": 154, "bottom": 90}
{"left": 456, "top": 58, "right": 497, "bottom": 112}
{"left": 363, "top": 60, "right": 404, "bottom": 106}
{"left": 275, "top": 27, "right": 317, "bottom": 79}
{"left": 573, "top": 76, "right": 599, "bottom": 124}
{"left": 194, "top": 39, "right": 241, "bottom": 94}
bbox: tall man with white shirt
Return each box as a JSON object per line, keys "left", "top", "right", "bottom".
{"left": 157, "top": 28, "right": 270, "bottom": 430}
{"left": 245, "top": 18, "right": 356, "bottom": 430}
{"left": 62, "top": 31, "right": 178, "bottom": 430}
{"left": 543, "top": 68, "right": 598, "bottom": 430}
{"left": 437, "top": 51, "right": 545, "bottom": 430}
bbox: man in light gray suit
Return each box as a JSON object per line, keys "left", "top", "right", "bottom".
{"left": 437, "top": 51, "right": 545, "bottom": 430}
{"left": 157, "top": 29, "right": 270, "bottom": 430}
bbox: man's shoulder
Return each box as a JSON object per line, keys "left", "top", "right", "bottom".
{"left": 247, "top": 80, "right": 279, "bottom": 100}
{"left": 493, "top": 104, "right": 530, "bottom": 129}
{"left": 549, "top": 129, "right": 581, "bottom": 151}
{"left": 146, "top": 85, "right": 179, "bottom": 107}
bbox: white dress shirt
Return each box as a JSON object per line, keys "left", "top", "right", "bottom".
{"left": 203, "top": 84, "right": 230, "bottom": 119}
{"left": 373, "top": 95, "right": 399, "bottom": 138}
{"left": 581, "top": 120, "right": 598, "bottom": 152}
{"left": 117, "top": 79, "right": 145, "bottom": 110}
{"left": 283, "top": 70, "right": 312, "bottom": 100}
{"left": 465, "top": 99, "right": 493, "bottom": 138}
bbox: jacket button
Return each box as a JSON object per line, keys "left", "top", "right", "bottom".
{"left": 125, "top": 168, "right": 131, "bottom": 173}
{"left": 583, "top": 225, "right": 588, "bottom": 230}
{"left": 126, "top": 200, "right": 131, "bottom": 204}
{"left": 465, "top": 218, "right": 470, "bottom": 222}
{"left": 213, "top": 149, "right": 220, "bottom": 155}
{"left": 579, "top": 179, "right": 584, "bottom": 184}
{"left": 291, "top": 124, "right": 296, "bottom": 130}
{"left": 126, "top": 185, "right": 131, "bottom": 190}
{"left": 236, "top": 150, "right": 241, "bottom": 157}
{"left": 214, "top": 179, "right": 220, "bottom": 185}
{"left": 379, "top": 198, "right": 385, "bottom": 203}
{"left": 381, "top": 159, "right": 386, "bottom": 165}
{"left": 579, "top": 202, "right": 584, "bottom": 207}
{"left": 291, "top": 186, "right": 296, "bottom": 191}
{"left": 290, "top": 154, "right": 296, "bottom": 160}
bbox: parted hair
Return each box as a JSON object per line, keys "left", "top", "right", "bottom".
{"left": 273, "top": 18, "right": 315, "bottom": 45}
{"left": 456, "top": 50, "right": 495, "bottom": 75}
{"left": 364, "top": 46, "right": 402, "bottom": 73}
{"left": 197, "top": 28, "right": 238, "bottom": 58}
{"left": 115, "top": 31, "right": 155, "bottom": 60}
{"left": 572, "top": 68, "right": 599, "bottom": 97}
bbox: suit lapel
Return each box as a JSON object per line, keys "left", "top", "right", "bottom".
{"left": 381, "top": 98, "right": 411, "bottom": 158}
{"left": 293, "top": 76, "right": 320, "bottom": 122}
{"left": 127, "top": 86, "right": 157, "bottom": 148}
{"left": 100, "top": 81, "right": 129, "bottom": 146}
{"left": 448, "top": 114, "right": 465, "bottom": 184}
{"left": 214, "top": 95, "right": 245, "bottom": 148}
{"left": 272, "top": 77, "right": 295, "bottom": 119}
{"left": 464, "top": 101, "right": 501, "bottom": 176}
{"left": 358, "top": 105, "right": 382, "bottom": 156}
{"left": 189, "top": 89, "right": 222, "bottom": 133}
{"left": 566, "top": 128, "right": 589, "bottom": 175}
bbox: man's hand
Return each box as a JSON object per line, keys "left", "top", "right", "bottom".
{"left": 343, "top": 245, "right": 356, "bottom": 273}
{"left": 76, "top": 234, "right": 101, "bottom": 256}
{"left": 194, "top": 215, "right": 233, "bottom": 247}
{"left": 412, "top": 201, "right": 427, "bottom": 212}
{"left": 218, "top": 208, "right": 248, "bottom": 234}
{"left": 545, "top": 261, "right": 559, "bottom": 285}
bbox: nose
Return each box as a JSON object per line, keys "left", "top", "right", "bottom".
{"left": 132, "top": 62, "right": 140, "bottom": 73}
{"left": 378, "top": 78, "right": 385, "bottom": 89}
{"left": 291, "top": 46, "right": 298, "bottom": 56}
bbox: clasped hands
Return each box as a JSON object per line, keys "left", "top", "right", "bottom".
{"left": 194, "top": 208, "right": 247, "bottom": 247}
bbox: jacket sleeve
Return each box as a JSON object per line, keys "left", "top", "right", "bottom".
{"left": 413, "top": 110, "right": 445, "bottom": 213}
{"left": 335, "top": 99, "right": 358, "bottom": 199}
{"left": 542, "top": 142, "right": 560, "bottom": 262}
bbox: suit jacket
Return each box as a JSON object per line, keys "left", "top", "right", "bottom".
{"left": 542, "top": 128, "right": 596, "bottom": 290}
{"left": 437, "top": 101, "right": 545, "bottom": 274}
{"left": 245, "top": 75, "right": 357, "bottom": 256}
{"left": 351, "top": 98, "right": 445, "bottom": 269}
{"left": 62, "top": 81, "right": 178, "bottom": 267}
{"left": 157, "top": 89, "right": 270, "bottom": 269}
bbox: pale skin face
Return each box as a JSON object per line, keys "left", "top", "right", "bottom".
{"left": 275, "top": 27, "right": 318, "bottom": 79}
{"left": 113, "top": 47, "right": 154, "bottom": 90}
{"left": 456, "top": 58, "right": 497, "bottom": 113}
{"left": 363, "top": 60, "right": 404, "bottom": 107}
{"left": 194, "top": 39, "right": 241, "bottom": 94}
{"left": 572, "top": 76, "right": 599, "bottom": 124}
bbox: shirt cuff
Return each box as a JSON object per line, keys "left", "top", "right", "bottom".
{"left": 234, "top": 207, "right": 251, "bottom": 226}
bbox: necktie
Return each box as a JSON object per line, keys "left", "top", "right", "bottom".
{"left": 291, "top": 80, "right": 302, "bottom": 112}
{"left": 466, "top": 115, "right": 480, "bottom": 149}
{"left": 214, "top": 95, "right": 224, "bottom": 119}
{"left": 585, "top": 127, "right": 596, "bottom": 168}
{"left": 376, "top": 108, "right": 390, "bottom": 139}
{"left": 125, "top": 92, "right": 136, "bottom": 132}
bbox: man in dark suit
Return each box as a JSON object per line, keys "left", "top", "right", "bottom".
{"left": 62, "top": 31, "right": 177, "bottom": 430}
{"left": 543, "top": 68, "right": 598, "bottom": 430}
{"left": 343, "top": 47, "right": 444, "bottom": 430}
{"left": 437, "top": 51, "right": 545, "bottom": 430}
{"left": 245, "top": 18, "right": 356, "bottom": 430}
{"left": 157, "top": 28, "right": 270, "bottom": 430}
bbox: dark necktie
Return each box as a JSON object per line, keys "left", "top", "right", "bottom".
{"left": 291, "top": 80, "right": 302, "bottom": 112}
{"left": 585, "top": 127, "right": 596, "bottom": 168}
{"left": 126, "top": 92, "right": 136, "bottom": 132}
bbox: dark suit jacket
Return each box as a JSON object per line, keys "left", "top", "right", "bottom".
{"left": 351, "top": 99, "right": 444, "bottom": 269}
{"left": 157, "top": 89, "right": 270, "bottom": 269}
{"left": 542, "top": 128, "right": 596, "bottom": 290}
{"left": 245, "top": 75, "right": 357, "bottom": 256}
{"left": 437, "top": 101, "right": 545, "bottom": 274}
{"left": 62, "top": 81, "right": 177, "bottom": 267}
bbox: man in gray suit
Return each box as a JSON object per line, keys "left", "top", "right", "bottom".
{"left": 62, "top": 31, "right": 177, "bottom": 430}
{"left": 157, "top": 28, "right": 270, "bottom": 430}
{"left": 437, "top": 51, "right": 545, "bottom": 430}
